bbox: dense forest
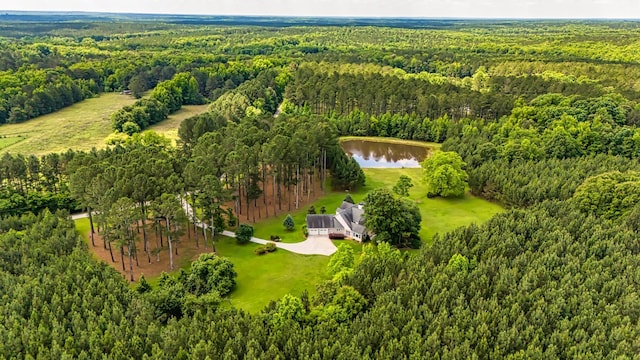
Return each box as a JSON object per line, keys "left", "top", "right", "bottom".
{"left": 1, "top": 16, "right": 640, "bottom": 358}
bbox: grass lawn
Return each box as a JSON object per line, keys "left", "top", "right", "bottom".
{"left": 145, "top": 104, "right": 209, "bottom": 145}
{"left": 363, "top": 168, "right": 504, "bottom": 244}
{"left": 215, "top": 235, "right": 334, "bottom": 312}
{"left": 0, "top": 93, "right": 137, "bottom": 156}
{"left": 252, "top": 168, "right": 503, "bottom": 246}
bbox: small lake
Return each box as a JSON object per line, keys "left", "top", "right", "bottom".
{"left": 341, "top": 139, "right": 432, "bottom": 168}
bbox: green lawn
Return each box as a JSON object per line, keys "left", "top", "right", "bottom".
{"left": 215, "top": 236, "right": 334, "bottom": 312}
{"left": 145, "top": 104, "right": 209, "bottom": 145}
{"left": 363, "top": 168, "right": 503, "bottom": 243}
{"left": 0, "top": 93, "right": 137, "bottom": 155}
{"left": 252, "top": 168, "right": 503, "bottom": 246}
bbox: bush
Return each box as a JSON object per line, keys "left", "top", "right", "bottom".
{"left": 302, "top": 224, "right": 308, "bottom": 237}
{"left": 283, "top": 214, "right": 295, "bottom": 231}
{"left": 265, "top": 242, "right": 277, "bottom": 252}
{"left": 254, "top": 246, "right": 267, "bottom": 255}
{"left": 236, "top": 224, "right": 254, "bottom": 245}
{"left": 270, "top": 235, "right": 281, "bottom": 242}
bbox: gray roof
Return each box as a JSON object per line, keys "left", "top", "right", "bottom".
{"left": 352, "top": 223, "right": 366, "bottom": 235}
{"left": 306, "top": 215, "right": 336, "bottom": 229}
{"left": 336, "top": 202, "right": 367, "bottom": 234}
{"left": 339, "top": 201, "right": 354, "bottom": 211}
{"left": 352, "top": 206, "right": 365, "bottom": 225}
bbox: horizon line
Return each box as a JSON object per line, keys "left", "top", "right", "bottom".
{"left": 1, "top": 10, "right": 639, "bottom": 21}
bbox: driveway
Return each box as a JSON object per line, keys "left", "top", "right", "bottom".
{"left": 221, "top": 231, "right": 337, "bottom": 256}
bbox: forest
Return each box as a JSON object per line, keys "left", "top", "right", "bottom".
{"left": 1, "top": 15, "right": 640, "bottom": 358}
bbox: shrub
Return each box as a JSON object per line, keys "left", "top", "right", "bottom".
{"left": 283, "top": 214, "right": 295, "bottom": 231}
{"left": 254, "top": 246, "right": 267, "bottom": 255}
{"left": 308, "top": 206, "right": 316, "bottom": 214}
{"left": 270, "top": 235, "right": 281, "bottom": 242}
{"left": 265, "top": 242, "right": 277, "bottom": 252}
{"left": 236, "top": 224, "right": 254, "bottom": 245}
{"left": 302, "top": 224, "right": 308, "bottom": 237}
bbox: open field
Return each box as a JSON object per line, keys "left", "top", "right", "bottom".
{"left": 0, "top": 95, "right": 209, "bottom": 155}
{"left": 252, "top": 167, "right": 503, "bottom": 246}
{"left": 0, "top": 93, "right": 137, "bottom": 155}
{"left": 145, "top": 104, "right": 210, "bottom": 145}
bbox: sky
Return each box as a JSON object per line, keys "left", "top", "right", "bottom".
{"left": 2, "top": 0, "right": 640, "bottom": 19}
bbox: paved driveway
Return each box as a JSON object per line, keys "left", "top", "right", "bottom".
{"left": 221, "top": 231, "right": 337, "bottom": 256}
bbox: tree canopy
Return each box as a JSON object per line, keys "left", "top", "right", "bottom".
{"left": 422, "top": 151, "right": 468, "bottom": 197}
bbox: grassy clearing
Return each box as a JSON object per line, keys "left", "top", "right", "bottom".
{"left": 252, "top": 168, "right": 503, "bottom": 246}
{"left": 363, "top": 168, "right": 503, "bottom": 243}
{"left": 216, "top": 236, "right": 332, "bottom": 312}
{"left": 0, "top": 135, "right": 27, "bottom": 150}
{"left": 0, "top": 95, "right": 209, "bottom": 155}
{"left": 0, "top": 93, "right": 137, "bottom": 156}
{"left": 145, "top": 104, "right": 209, "bottom": 145}
{"left": 339, "top": 136, "right": 442, "bottom": 150}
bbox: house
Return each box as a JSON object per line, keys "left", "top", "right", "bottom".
{"left": 306, "top": 201, "right": 367, "bottom": 241}
{"left": 306, "top": 214, "right": 343, "bottom": 236}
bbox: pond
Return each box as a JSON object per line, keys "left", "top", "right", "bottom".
{"left": 340, "top": 139, "right": 433, "bottom": 168}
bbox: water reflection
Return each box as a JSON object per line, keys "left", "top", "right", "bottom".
{"left": 341, "top": 139, "right": 432, "bottom": 168}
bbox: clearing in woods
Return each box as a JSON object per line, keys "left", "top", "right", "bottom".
{"left": 0, "top": 93, "right": 209, "bottom": 155}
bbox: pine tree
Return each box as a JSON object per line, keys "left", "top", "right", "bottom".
{"left": 283, "top": 214, "right": 295, "bottom": 231}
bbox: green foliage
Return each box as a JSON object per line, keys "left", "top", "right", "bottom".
{"left": 4, "top": 18, "right": 640, "bottom": 359}
{"left": 307, "top": 205, "right": 316, "bottom": 214}
{"left": 422, "top": 151, "right": 468, "bottom": 198}
{"left": 467, "top": 155, "right": 640, "bottom": 207}
{"left": 185, "top": 253, "right": 237, "bottom": 296}
{"left": 265, "top": 242, "right": 277, "bottom": 252}
{"left": 270, "top": 294, "right": 304, "bottom": 328}
{"left": 236, "top": 224, "right": 254, "bottom": 244}
{"left": 283, "top": 214, "right": 295, "bottom": 231}
{"left": 446, "top": 253, "right": 469, "bottom": 273}
{"left": 327, "top": 243, "right": 355, "bottom": 278}
{"left": 573, "top": 171, "right": 640, "bottom": 219}
{"left": 392, "top": 175, "right": 413, "bottom": 197}
{"left": 364, "top": 188, "right": 422, "bottom": 248}
{"left": 136, "top": 275, "right": 152, "bottom": 293}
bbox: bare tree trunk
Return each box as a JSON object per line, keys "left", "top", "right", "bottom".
{"left": 210, "top": 214, "right": 217, "bottom": 254}
{"left": 108, "top": 240, "right": 115, "bottom": 262}
{"left": 159, "top": 220, "right": 164, "bottom": 247}
{"left": 192, "top": 195, "right": 199, "bottom": 248}
{"left": 166, "top": 218, "right": 174, "bottom": 271}
{"left": 120, "top": 244, "right": 125, "bottom": 271}
{"left": 263, "top": 165, "right": 269, "bottom": 218}
{"left": 141, "top": 204, "right": 151, "bottom": 264}
{"left": 88, "top": 208, "right": 95, "bottom": 247}
{"left": 128, "top": 239, "right": 134, "bottom": 282}
{"left": 296, "top": 165, "right": 300, "bottom": 209}
{"left": 273, "top": 174, "right": 277, "bottom": 216}
{"left": 202, "top": 222, "right": 208, "bottom": 249}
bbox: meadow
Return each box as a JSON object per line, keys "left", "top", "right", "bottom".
{"left": 0, "top": 94, "right": 209, "bottom": 155}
